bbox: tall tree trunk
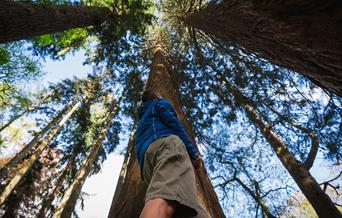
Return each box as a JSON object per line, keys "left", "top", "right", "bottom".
{"left": 107, "top": 47, "right": 225, "bottom": 218}
{"left": 213, "top": 74, "right": 341, "bottom": 218}
{"left": 185, "top": 1, "right": 342, "bottom": 96}
{"left": 0, "top": 1, "right": 115, "bottom": 43}
{"left": 52, "top": 98, "right": 121, "bottom": 218}
{"left": 0, "top": 95, "right": 86, "bottom": 207}
{"left": 0, "top": 95, "right": 81, "bottom": 182}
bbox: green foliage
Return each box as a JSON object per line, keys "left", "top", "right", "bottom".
{"left": 0, "top": 82, "right": 16, "bottom": 109}
{"left": 0, "top": 47, "right": 10, "bottom": 65}
{"left": 3, "top": 0, "right": 341, "bottom": 217}
{"left": 31, "top": 0, "right": 155, "bottom": 61}
{"left": 32, "top": 28, "right": 89, "bottom": 59}
{"left": 0, "top": 42, "right": 44, "bottom": 84}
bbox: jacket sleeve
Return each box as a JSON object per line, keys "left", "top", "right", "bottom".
{"left": 156, "top": 100, "right": 200, "bottom": 160}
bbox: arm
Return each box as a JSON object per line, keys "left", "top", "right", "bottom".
{"left": 156, "top": 100, "right": 200, "bottom": 160}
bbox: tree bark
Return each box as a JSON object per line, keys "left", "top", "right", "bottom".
{"left": 107, "top": 47, "right": 226, "bottom": 218}
{"left": 213, "top": 74, "right": 341, "bottom": 218}
{"left": 185, "top": 0, "right": 342, "bottom": 96}
{"left": 52, "top": 98, "right": 121, "bottom": 218}
{"left": 0, "top": 95, "right": 86, "bottom": 207}
{"left": 234, "top": 177, "right": 276, "bottom": 218}
{"left": 37, "top": 140, "right": 81, "bottom": 218}
{"left": 0, "top": 95, "right": 80, "bottom": 182}
{"left": 0, "top": 1, "right": 115, "bottom": 43}
{"left": 110, "top": 123, "right": 136, "bottom": 204}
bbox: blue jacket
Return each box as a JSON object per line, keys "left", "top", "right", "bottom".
{"left": 134, "top": 98, "right": 199, "bottom": 172}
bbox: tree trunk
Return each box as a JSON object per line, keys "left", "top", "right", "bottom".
{"left": 0, "top": 95, "right": 50, "bottom": 133}
{"left": 37, "top": 141, "right": 80, "bottom": 218}
{"left": 213, "top": 74, "right": 341, "bottom": 218}
{"left": 234, "top": 177, "right": 276, "bottom": 218}
{"left": 185, "top": 0, "right": 342, "bottom": 96}
{"left": 0, "top": 95, "right": 81, "bottom": 182}
{"left": 110, "top": 123, "right": 136, "bottom": 204}
{"left": 0, "top": 1, "right": 115, "bottom": 43}
{"left": 107, "top": 47, "right": 226, "bottom": 218}
{"left": 0, "top": 95, "right": 86, "bottom": 207}
{"left": 0, "top": 110, "right": 30, "bottom": 133}
{"left": 52, "top": 99, "right": 121, "bottom": 218}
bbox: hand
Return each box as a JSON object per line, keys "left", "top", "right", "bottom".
{"left": 192, "top": 156, "right": 203, "bottom": 169}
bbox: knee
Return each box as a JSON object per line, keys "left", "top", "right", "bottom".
{"left": 144, "top": 198, "right": 175, "bottom": 217}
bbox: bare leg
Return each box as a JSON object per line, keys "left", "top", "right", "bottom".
{"left": 140, "top": 198, "right": 176, "bottom": 218}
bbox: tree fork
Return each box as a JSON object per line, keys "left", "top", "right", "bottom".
{"left": 0, "top": 1, "right": 116, "bottom": 43}
{"left": 185, "top": 0, "right": 342, "bottom": 96}
{"left": 107, "top": 47, "right": 225, "bottom": 218}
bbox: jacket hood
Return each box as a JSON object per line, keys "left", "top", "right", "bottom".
{"left": 137, "top": 99, "right": 156, "bottom": 119}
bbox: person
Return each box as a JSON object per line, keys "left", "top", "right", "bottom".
{"left": 135, "top": 90, "right": 211, "bottom": 218}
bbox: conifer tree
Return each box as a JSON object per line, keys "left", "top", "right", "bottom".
{"left": 108, "top": 46, "right": 225, "bottom": 218}
{"left": 183, "top": 0, "right": 342, "bottom": 96}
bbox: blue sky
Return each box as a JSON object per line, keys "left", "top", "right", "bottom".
{"left": 43, "top": 50, "right": 91, "bottom": 84}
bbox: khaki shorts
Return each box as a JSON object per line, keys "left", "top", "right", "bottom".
{"left": 143, "top": 135, "right": 211, "bottom": 218}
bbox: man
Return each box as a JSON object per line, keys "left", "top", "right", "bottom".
{"left": 135, "top": 90, "right": 211, "bottom": 218}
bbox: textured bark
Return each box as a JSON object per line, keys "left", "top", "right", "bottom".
{"left": 0, "top": 95, "right": 80, "bottom": 182}
{"left": 185, "top": 0, "right": 342, "bottom": 96}
{"left": 0, "top": 1, "right": 115, "bottom": 43}
{"left": 52, "top": 99, "right": 120, "bottom": 218}
{"left": 107, "top": 48, "right": 225, "bottom": 218}
{"left": 214, "top": 75, "right": 341, "bottom": 218}
{"left": 0, "top": 95, "right": 86, "bottom": 207}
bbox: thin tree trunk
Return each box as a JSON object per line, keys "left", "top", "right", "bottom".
{"left": 213, "top": 74, "right": 341, "bottom": 218}
{"left": 185, "top": 1, "right": 342, "bottom": 96}
{"left": 0, "top": 95, "right": 86, "bottom": 207}
{"left": 0, "top": 1, "right": 115, "bottom": 43}
{"left": 0, "top": 95, "right": 81, "bottom": 182}
{"left": 263, "top": 103, "right": 319, "bottom": 170}
{"left": 0, "top": 110, "right": 31, "bottom": 133}
{"left": 107, "top": 47, "right": 225, "bottom": 218}
{"left": 0, "top": 95, "right": 50, "bottom": 133}
{"left": 52, "top": 98, "right": 121, "bottom": 218}
{"left": 234, "top": 177, "right": 276, "bottom": 218}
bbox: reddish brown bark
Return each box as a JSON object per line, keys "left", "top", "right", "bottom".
{"left": 185, "top": 0, "right": 342, "bottom": 96}
{"left": 107, "top": 48, "right": 225, "bottom": 218}
{"left": 0, "top": 1, "right": 115, "bottom": 43}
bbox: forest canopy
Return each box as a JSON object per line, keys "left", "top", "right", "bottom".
{"left": 0, "top": 0, "right": 341, "bottom": 217}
